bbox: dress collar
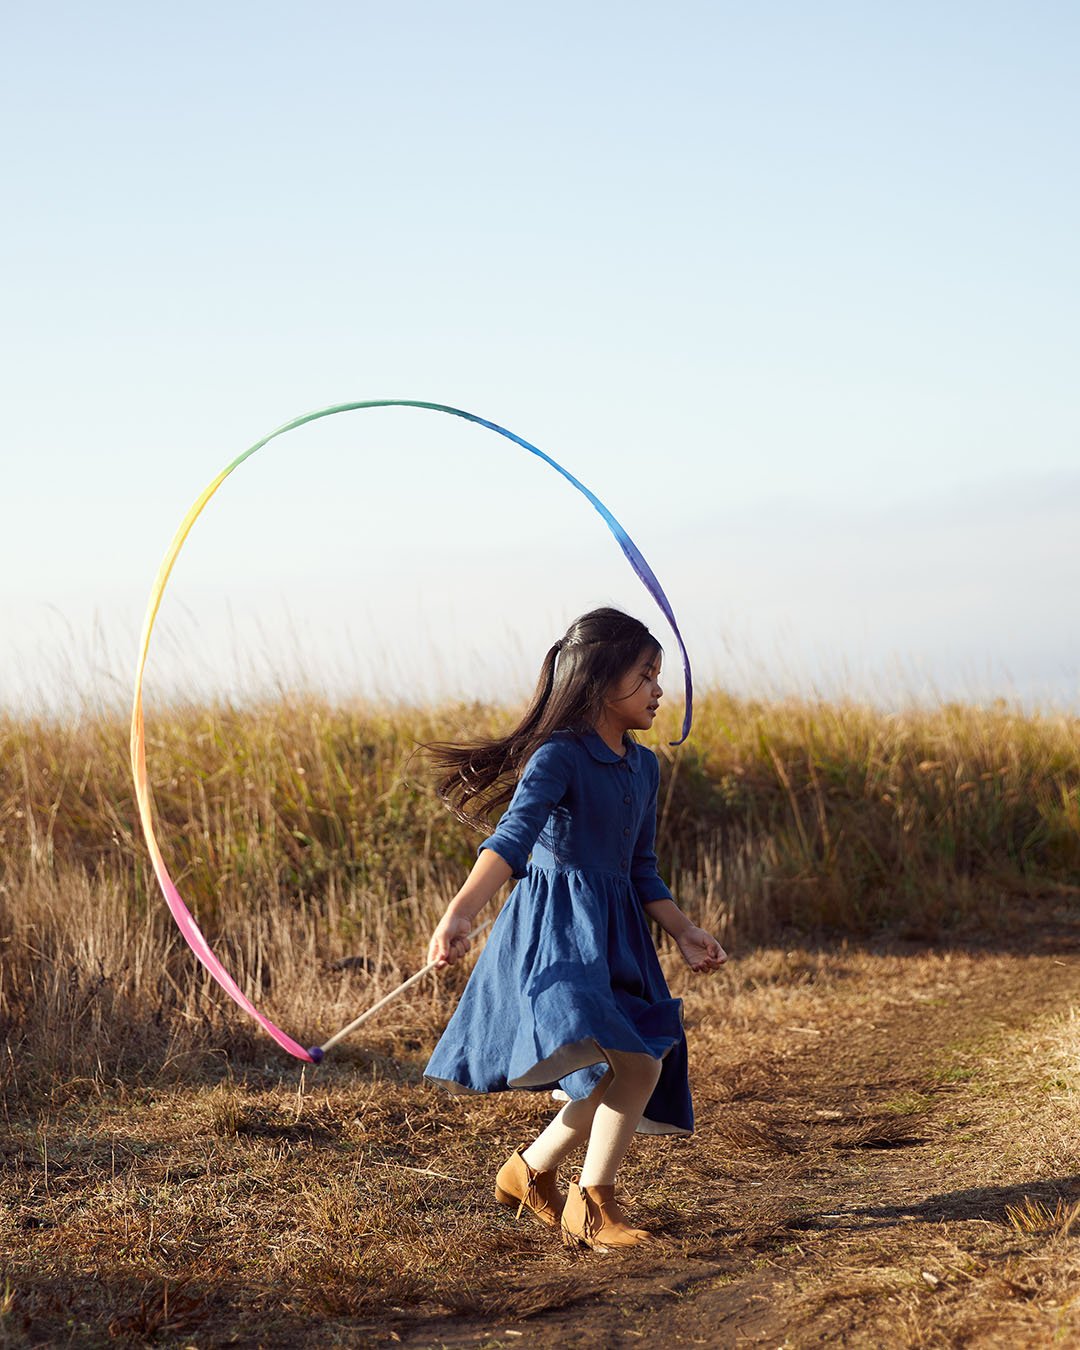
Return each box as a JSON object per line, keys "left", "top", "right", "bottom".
{"left": 579, "top": 729, "right": 640, "bottom": 772}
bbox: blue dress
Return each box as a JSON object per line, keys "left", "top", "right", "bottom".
{"left": 424, "top": 729, "right": 692, "bottom": 1135}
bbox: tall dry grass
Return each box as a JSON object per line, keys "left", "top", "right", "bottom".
{"left": 1, "top": 690, "right": 1078, "bottom": 1093}
{"left": 680, "top": 692, "right": 1080, "bottom": 930}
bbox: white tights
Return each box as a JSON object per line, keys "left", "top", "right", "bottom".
{"left": 520, "top": 1049, "right": 662, "bottom": 1187}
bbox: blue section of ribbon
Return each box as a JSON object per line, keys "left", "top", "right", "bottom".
{"left": 233, "top": 399, "right": 693, "bottom": 744}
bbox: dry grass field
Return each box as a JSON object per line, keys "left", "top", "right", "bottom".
{"left": 2, "top": 691, "right": 1080, "bottom": 1346}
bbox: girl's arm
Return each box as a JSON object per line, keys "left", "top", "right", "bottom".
{"left": 633, "top": 755, "right": 726, "bottom": 972}
{"left": 643, "top": 897, "right": 727, "bottom": 972}
{"left": 428, "top": 848, "right": 513, "bottom": 966}
{"left": 428, "top": 740, "right": 572, "bottom": 967}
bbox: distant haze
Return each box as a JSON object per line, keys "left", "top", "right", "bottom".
{"left": 2, "top": 3, "right": 1077, "bottom": 715}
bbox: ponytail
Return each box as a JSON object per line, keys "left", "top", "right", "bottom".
{"left": 423, "top": 639, "right": 562, "bottom": 829}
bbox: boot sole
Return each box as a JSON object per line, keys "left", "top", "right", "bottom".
{"left": 561, "top": 1225, "right": 654, "bottom": 1251}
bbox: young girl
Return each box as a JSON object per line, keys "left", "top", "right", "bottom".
{"left": 424, "top": 607, "right": 726, "bottom": 1251}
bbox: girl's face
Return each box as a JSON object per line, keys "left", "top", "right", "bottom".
{"left": 604, "top": 646, "right": 663, "bottom": 733}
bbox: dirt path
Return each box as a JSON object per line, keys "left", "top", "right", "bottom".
{"left": 402, "top": 921, "right": 1080, "bottom": 1348}
{"left": 7, "top": 917, "right": 1080, "bottom": 1349}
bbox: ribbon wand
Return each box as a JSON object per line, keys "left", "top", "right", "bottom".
{"left": 131, "top": 398, "right": 693, "bottom": 1064}
{"left": 308, "top": 917, "right": 495, "bottom": 1062}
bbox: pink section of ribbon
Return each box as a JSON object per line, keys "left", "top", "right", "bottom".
{"left": 131, "top": 706, "right": 316, "bottom": 1062}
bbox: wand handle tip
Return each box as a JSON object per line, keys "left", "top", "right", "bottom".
{"left": 307, "top": 1046, "right": 325, "bottom": 1063}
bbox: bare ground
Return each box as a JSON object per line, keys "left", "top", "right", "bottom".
{"left": 5, "top": 905, "right": 1080, "bottom": 1348}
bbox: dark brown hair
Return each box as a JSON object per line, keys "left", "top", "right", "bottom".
{"left": 425, "top": 607, "right": 660, "bottom": 830}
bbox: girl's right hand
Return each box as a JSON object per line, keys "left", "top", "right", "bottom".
{"left": 675, "top": 925, "right": 728, "bottom": 973}
{"left": 427, "top": 912, "right": 474, "bottom": 967}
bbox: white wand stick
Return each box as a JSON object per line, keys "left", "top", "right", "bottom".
{"left": 309, "top": 918, "right": 494, "bottom": 1061}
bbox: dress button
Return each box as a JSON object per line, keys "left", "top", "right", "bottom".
{"left": 623, "top": 795, "right": 631, "bottom": 805}
{"left": 619, "top": 860, "right": 627, "bottom": 870}
{"left": 622, "top": 827, "right": 630, "bottom": 836}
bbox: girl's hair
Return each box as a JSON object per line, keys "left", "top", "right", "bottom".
{"left": 425, "top": 607, "right": 661, "bottom": 829}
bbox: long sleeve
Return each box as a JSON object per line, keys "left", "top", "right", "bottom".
{"left": 630, "top": 754, "right": 674, "bottom": 904}
{"left": 478, "top": 741, "right": 572, "bottom": 879}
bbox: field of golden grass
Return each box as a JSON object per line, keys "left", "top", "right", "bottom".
{"left": 2, "top": 690, "right": 1079, "bottom": 1345}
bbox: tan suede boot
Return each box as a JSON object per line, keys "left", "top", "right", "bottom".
{"left": 494, "top": 1146, "right": 565, "bottom": 1228}
{"left": 560, "top": 1181, "right": 654, "bottom": 1251}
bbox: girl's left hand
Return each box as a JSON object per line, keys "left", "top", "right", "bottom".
{"left": 676, "top": 927, "right": 727, "bottom": 973}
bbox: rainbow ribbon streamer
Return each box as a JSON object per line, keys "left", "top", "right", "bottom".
{"left": 130, "top": 400, "right": 693, "bottom": 1062}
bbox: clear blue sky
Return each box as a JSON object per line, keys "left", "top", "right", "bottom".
{"left": 3, "top": 2, "right": 1078, "bottom": 714}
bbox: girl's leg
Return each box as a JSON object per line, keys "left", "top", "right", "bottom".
{"left": 521, "top": 1069, "right": 612, "bottom": 1173}
{"left": 501, "top": 1051, "right": 662, "bottom": 1242}
{"left": 495, "top": 1072, "right": 612, "bottom": 1228}
{"left": 560, "top": 1050, "right": 662, "bottom": 1248}
{"left": 577, "top": 1049, "right": 661, "bottom": 1187}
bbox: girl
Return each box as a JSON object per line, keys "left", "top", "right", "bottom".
{"left": 424, "top": 607, "right": 726, "bottom": 1251}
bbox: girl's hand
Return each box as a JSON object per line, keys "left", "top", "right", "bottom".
{"left": 675, "top": 926, "right": 727, "bottom": 973}
{"left": 427, "top": 912, "right": 474, "bottom": 968}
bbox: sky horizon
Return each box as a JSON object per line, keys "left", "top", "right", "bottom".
{"left": 3, "top": 2, "right": 1078, "bottom": 719}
